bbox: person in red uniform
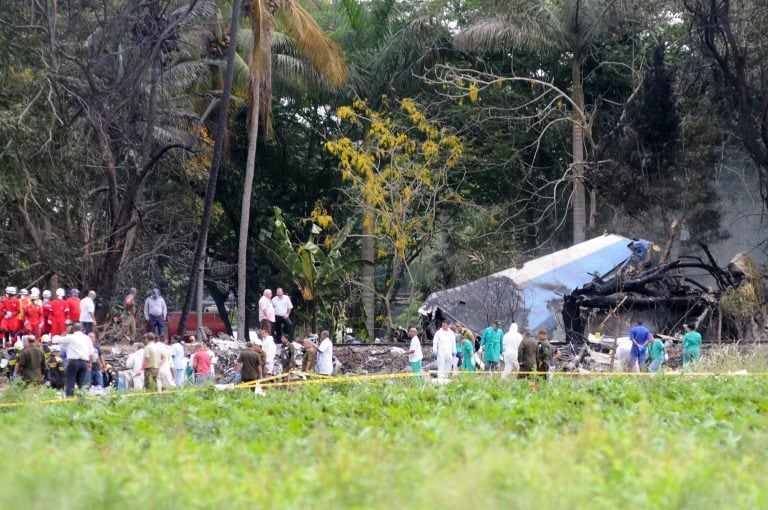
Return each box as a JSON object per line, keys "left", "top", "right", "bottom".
{"left": 17, "top": 289, "right": 31, "bottom": 330}
{"left": 24, "top": 292, "right": 44, "bottom": 338}
{"left": 1, "top": 287, "right": 21, "bottom": 346}
{"left": 41, "top": 290, "right": 53, "bottom": 334}
{"left": 66, "top": 288, "right": 81, "bottom": 323}
{"left": 49, "top": 288, "right": 70, "bottom": 336}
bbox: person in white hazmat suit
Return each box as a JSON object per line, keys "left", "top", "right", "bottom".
{"left": 432, "top": 320, "right": 456, "bottom": 382}
{"left": 502, "top": 323, "right": 523, "bottom": 377}
{"left": 260, "top": 329, "right": 276, "bottom": 375}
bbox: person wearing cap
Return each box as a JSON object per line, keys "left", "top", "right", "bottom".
{"left": 49, "top": 289, "right": 70, "bottom": 336}
{"left": 1, "top": 287, "right": 21, "bottom": 346}
{"left": 17, "top": 289, "right": 31, "bottom": 326}
{"left": 41, "top": 290, "right": 53, "bottom": 335}
{"left": 236, "top": 341, "right": 264, "bottom": 385}
{"left": 23, "top": 291, "right": 44, "bottom": 338}
{"left": 58, "top": 323, "right": 95, "bottom": 397}
{"left": 143, "top": 288, "right": 167, "bottom": 337}
{"left": 66, "top": 288, "right": 81, "bottom": 323}
{"left": 518, "top": 328, "right": 537, "bottom": 377}
{"left": 301, "top": 338, "right": 316, "bottom": 374}
{"left": 253, "top": 339, "right": 267, "bottom": 371}
{"left": 79, "top": 290, "right": 97, "bottom": 334}
{"left": 15, "top": 335, "right": 46, "bottom": 385}
{"left": 43, "top": 342, "right": 65, "bottom": 389}
{"left": 480, "top": 320, "right": 504, "bottom": 372}
{"left": 536, "top": 329, "right": 560, "bottom": 381}
{"left": 141, "top": 332, "right": 164, "bottom": 391}
{"left": 3, "top": 340, "right": 22, "bottom": 381}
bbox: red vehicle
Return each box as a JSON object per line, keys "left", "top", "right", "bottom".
{"left": 165, "top": 312, "right": 229, "bottom": 336}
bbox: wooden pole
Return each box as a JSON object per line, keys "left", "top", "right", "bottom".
{"left": 601, "top": 296, "right": 628, "bottom": 373}
{"left": 717, "top": 305, "right": 722, "bottom": 346}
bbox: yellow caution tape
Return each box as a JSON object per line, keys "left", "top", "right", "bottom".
{"left": 0, "top": 369, "right": 764, "bottom": 408}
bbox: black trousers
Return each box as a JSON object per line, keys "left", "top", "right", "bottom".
{"left": 274, "top": 315, "right": 294, "bottom": 341}
{"left": 65, "top": 359, "right": 88, "bottom": 397}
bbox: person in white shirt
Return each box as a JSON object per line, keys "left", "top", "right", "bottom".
{"left": 258, "top": 289, "right": 275, "bottom": 335}
{"left": 260, "top": 328, "right": 276, "bottom": 375}
{"left": 406, "top": 327, "right": 423, "bottom": 381}
{"left": 170, "top": 335, "right": 186, "bottom": 385}
{"left": 79, "top": 290, "right": 97, "bottom": 334}
{"left": 157, "top": 337, "right": 176, "bottom": 390}
{"left": 121, "top": 343, "right": 145, "bottom": 391}
{"left": 307, "top": 330, "right": 334, "bottom": 376}
{"left": 271, "top": 287, "right": 294, "bottom": 341}
{"left": 432, "top": 320, "right": 456, "bottom": 382}
{"left": 57, "top": 322, "right": 95, "bottom": 396}
{"left": 502, "top": 322, "right": 523, "bottom": 377}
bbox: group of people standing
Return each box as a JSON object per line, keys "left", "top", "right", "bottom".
{"left": 410, "top": 320, "right": 560, "bottom": 382}
{"left": 257, "top": 288, "right": 295, "bottom": 341}
{"left": 234, "top": 330, "right": 335, "bottom": 385}
{"left": 1, "top": 286, "right": 97, "bottom": 345}
{"left": 627, "top": 320, "right": 702, "bottom": 372}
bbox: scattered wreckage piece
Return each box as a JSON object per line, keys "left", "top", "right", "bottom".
{"left": 563, "top": 247, "right": 767, "bottom": 347}
{"left": 420, "top": 234, "right": 652, "bottom": 342}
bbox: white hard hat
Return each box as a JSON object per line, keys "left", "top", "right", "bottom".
{"left": 19, "top": 288, "right": 29, "bottom": 296}
{"left": 41, "top": 334, "right": 51, "bottom": 343}
{"left": 55, "top": 288, "right": 65, "bottom": 297}
{"left": 5, "top": 286, "right": 17, "bottom": 295}
{"left": 252, "top": 338, "right": 263, "bottom": 346}
{"left": 30, "top": 288, "right": 40, "bottom": 298}
{"left": 42, "top": 290, "right": 51, "bottom": 299}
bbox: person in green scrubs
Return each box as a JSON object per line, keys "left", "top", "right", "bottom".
{"left": 461, "top": 333, "right": 476, "bottom": 372}
{"left": 682, "top": 324, "right": 702, "bottom": 368}
{"left": 647, "top": 335, "right": 665, "bottom": 373}
{"left": 480, "top": 320, "right": 503, "bottom": 371}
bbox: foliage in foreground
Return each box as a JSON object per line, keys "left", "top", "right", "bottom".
{"left": 2, "top": 376, "right": 768, "bottom": 509}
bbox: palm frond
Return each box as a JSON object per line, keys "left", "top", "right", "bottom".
{"left": 455, "top": 14, "right": 561, "bottom": 55}
{"left": 277, "top": 0, "right": 348, "bottom": 89}
{"left": 170, "top": 0, "right": 220, "bottom": 28}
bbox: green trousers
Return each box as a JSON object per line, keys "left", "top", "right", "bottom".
{"left": 410, "top": 360, "right": 422, "bottom": 381}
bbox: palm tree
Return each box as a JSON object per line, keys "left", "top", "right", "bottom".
{"left": 178, "top": 0, "right": 244, "bottom": 337}
{"left": 456, "top": 0, "right": 628, "bottom": 245}
{"left": 236, "top": 0, "right": 348, "bottom": 341}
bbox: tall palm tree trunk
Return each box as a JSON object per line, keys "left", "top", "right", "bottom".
{"left": 237, "top": 83, "right": 261, "bottom": 341}
{"left": 361, "top": 213, "right": 375, "bottom": 340}
{"left": 177, "top": 0, "right": 243, "bottom": 336}
{"left": 571, "top": 57, "right": 587, "bottom": 245}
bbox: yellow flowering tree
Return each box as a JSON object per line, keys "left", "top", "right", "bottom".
{"left": 325, "top": 98, "right": 463, "bottom": 335}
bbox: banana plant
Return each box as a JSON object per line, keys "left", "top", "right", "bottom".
{"left": 258, "top": 207, "right": 356, "bottom": 333}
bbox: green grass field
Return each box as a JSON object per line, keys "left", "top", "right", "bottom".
{"left": 3, "top": 374, "right": 768, "bottom": 509}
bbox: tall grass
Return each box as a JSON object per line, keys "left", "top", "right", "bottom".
{"left": 1, "top": 375, "right": 767, "bottom": 509}
{"left": 697, "top": 345, "right": 768, "bottom": 372}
